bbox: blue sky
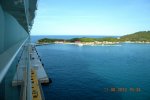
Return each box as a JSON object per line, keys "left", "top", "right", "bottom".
{"left": 31, "top": 0, "right": 150, "bottom": 36}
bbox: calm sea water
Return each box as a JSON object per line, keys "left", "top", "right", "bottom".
{"left": 32, "top": 36, "right": 150, "bottom": 100}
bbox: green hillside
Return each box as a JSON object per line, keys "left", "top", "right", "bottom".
{"left": 120, "top": 31, "right": 150, "bottom": 42}
{"left": 37, "top": 31, "right": 150, "bottom": 43}
{"left": 38, "top": 38, "right": 65, "bottom": 43}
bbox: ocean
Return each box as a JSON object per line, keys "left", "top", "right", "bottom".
{"left": 31, "top": 35, "right": 150, "bottom": 100}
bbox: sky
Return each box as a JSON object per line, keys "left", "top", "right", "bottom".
{"left": 31, "top": 0, "right": 150, "bottom": 36}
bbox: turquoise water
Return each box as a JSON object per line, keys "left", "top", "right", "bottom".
{"left": 34, "top": 37, "right": 150, "bottom": 100}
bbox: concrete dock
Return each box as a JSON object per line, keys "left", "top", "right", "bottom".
{"left": 30, "top": 44, "right": 49, "bottom": 84}
{"left": 12, "top": 44, "right": 49, "bottom": 100}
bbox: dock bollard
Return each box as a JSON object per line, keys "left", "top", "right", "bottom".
{"left": 42, "top": 63, "right": 44, "bottom": 67}
{"left": 18, "top": 59, "right": 20, "bottom": 63}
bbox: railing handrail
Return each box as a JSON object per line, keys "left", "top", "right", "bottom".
{"left": 0, "top": 36, "right": 29, "bottom": 83}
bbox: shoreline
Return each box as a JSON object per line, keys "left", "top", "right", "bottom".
{"left": 36, "top": 31, "right": 150, "bottom": 46}
{"left": 36, "top": 41, "right": 150, "bottom": 47}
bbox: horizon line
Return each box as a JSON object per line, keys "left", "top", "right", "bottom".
{"left": 31, "top": 34, "right": 121, "bottom": 36}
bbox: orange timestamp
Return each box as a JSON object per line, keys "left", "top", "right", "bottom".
{"left": 104, "top": 87, "right": 141, "bottom": 92}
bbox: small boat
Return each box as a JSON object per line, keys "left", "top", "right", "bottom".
{"left": 77, "top": 43, "right": 83, "bottom": 46}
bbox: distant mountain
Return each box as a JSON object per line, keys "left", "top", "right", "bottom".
{"left": 120, "top": 31, "right": 150, "bottom": 42}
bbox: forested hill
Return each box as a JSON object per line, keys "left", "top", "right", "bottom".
{"left": 120, "top": 31, "right": 150, "bottom": 42}
{"left": 37, "top": 31, "right": 150, "bottom": 43}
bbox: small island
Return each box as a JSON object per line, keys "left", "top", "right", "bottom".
{"left": 37, "top": 31, "right": 150, "bottom": 46}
